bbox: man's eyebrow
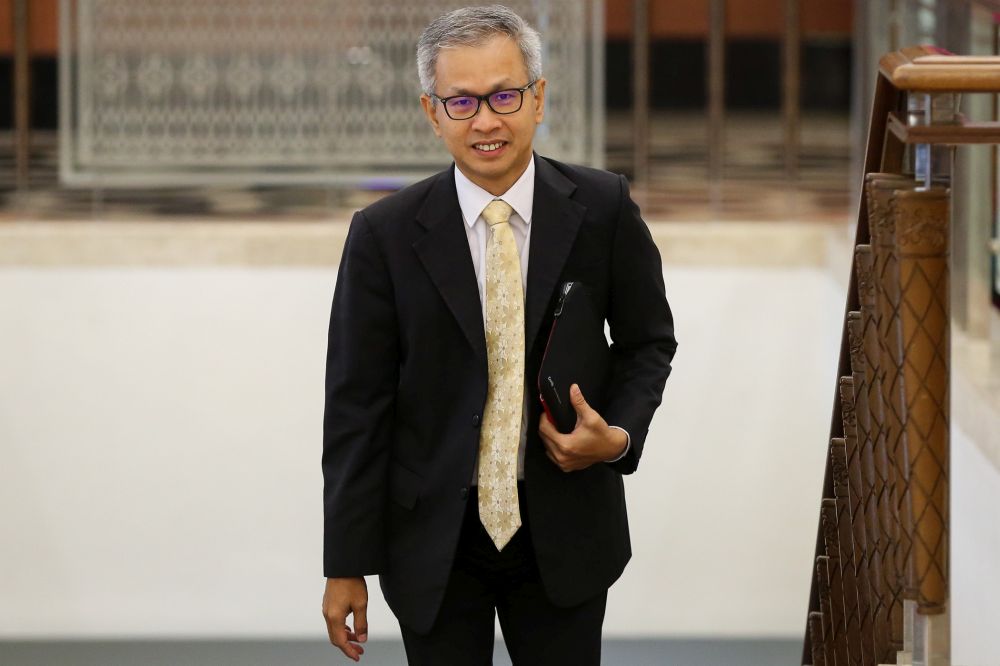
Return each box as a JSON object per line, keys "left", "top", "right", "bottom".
{"left": 446, "top": 80, "right": 517, "bottom": 96}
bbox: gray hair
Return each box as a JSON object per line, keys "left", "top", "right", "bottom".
{"left": 416, "top": 5, "right": 542, "bottom": 96}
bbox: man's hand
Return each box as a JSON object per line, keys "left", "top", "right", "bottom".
{"left": 539, "top": 384, "right": 628, "bottom": 472}
{"left": 323, "top": 577, "right": 369, "bottom": 662}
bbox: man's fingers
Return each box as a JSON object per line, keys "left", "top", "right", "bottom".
{"left": 569, "top": 383, "right": 591, "bottom": 418}
{"left": 539, "top": 414, "right": 575, "bottom": 471}
{"left": 328, "top": 624, "right": 364, "bottom": 662}
{"left": 542, "top": 437, "right": 576, "bottom": 472}
{"left": 353, "top": 603, "right": 369, "bottom": 644}
{"left": 538, "top": 426, "right": 561, "bottom": 456}
{"left": 538, "top": 416, "right": 562, "bottom": 448}
{"left": 538, "top": 412, "right": 558, "bottom": 439}
{"left": 538, "top": 413, "right": 570, "bottom": 448}
{"left": 538, "top": 428, "right": 556, "bottom": 449}
{"left": 340, "top": 639, "right": 363, "bottom": 662}
{"left": 324, "top": 607, "right": 347, "bottom": 645}
{"left": 322, "top": 578, "right": 368, "bottom": 661}
{"left": 343, "top": 608, "right": 368, "bottom": 662}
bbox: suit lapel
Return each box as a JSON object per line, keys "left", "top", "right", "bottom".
{"left": 413, "top": 166, "right": 488, "bottom": 365}
{"left": 412, "top": 158, "right": 586, "bottom": 364}
{"left": 525, "top": 157, "right": 586, "bottom": 353}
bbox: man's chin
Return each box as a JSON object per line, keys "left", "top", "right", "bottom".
{"left": 468, "top": 151, "right": 510, "bottom": 169}
{"left": 458, "top": 159, "right": 507, "bottom": 180}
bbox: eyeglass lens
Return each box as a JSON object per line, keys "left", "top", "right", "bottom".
{"left": 445, "top": 89, "right": 523, "bottom": 119}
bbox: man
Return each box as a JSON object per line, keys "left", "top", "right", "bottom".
{"left": 322, "top": 5, "right": 676, "bottom": 664}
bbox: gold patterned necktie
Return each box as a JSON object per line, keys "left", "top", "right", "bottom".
{"left": 478, "top": 199, "right": 525, "bottom": 550}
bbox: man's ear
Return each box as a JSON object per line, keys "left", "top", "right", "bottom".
{"left": 420, "top": 94, "right": 442, "bottom": 137}
{"left": 532, "top": 78, "right": 547, "bottom": 125}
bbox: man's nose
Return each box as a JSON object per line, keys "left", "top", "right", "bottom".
{"left": 470, "top": 103, "right": 503, "bottom": 133}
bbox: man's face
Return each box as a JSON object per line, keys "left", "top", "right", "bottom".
{"left": 421, "top": 34, "right": 546, "bottom": 196}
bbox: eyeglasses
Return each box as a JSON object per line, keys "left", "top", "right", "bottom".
{"left": 430, "top": 80, "right": 538, "bottom": 120}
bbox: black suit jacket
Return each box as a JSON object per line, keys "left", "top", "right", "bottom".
{"left": 322, "top": 154, "right": 677, "bottom": 634}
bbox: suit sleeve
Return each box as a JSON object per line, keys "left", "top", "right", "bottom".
{"left": 322, "top": 211, "right": 399, "bottom": 577}
{"left": 603, "top": 174, "right": 677, "bottom": 475}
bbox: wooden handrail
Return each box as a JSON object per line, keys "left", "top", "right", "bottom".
{"left": 880, "top": 45, "right": 1000, "bottom": 92}
{"left": 801, "top": 45, "right": 995, "bottom": 666}
{"left": 886, "top": 112, "right": 1000, "bottom": 144}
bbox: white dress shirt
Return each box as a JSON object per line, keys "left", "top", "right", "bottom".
{"left": 454, "top": 157, "right": 629, "bottom": 484}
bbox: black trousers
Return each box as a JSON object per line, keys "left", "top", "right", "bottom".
{"left": 399, "top": 483, "right": 608, "bottom": 666}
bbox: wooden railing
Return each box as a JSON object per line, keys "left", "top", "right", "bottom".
{"left": 802, "top": 45, "right": 1000, "bottom": 666}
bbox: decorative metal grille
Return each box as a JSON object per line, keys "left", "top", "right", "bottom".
{"left": 59, "top": 0, "right": 604, "bottom": 186}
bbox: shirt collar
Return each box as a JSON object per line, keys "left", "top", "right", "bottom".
{"left": 454, "top": 155, "right": 535, "bottom": 229}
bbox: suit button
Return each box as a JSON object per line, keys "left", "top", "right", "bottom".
{"left": 460, "top": 487, "right": 469, "bottom": 500}
{"left": 472, "top": 414, "right": 481, "bottom": 428}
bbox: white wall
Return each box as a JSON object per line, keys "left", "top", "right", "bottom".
{"left": 952, "top": 424, "right": 1000, "bottom": 666}
{"left": 0, "top": 268, "right": 331, "bottom": 637}
{"left": 0, "top": 262, "right": 989, "bottom": 649}
{"left": 610, "top": 265, "right": 841, "bottom": 637}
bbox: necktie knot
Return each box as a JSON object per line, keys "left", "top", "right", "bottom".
{"left": 482, "top": 199, "right": 514, "bottom": 228}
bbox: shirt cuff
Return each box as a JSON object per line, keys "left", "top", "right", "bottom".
{"left": 606, "top": 425, "right": 631, "bottom": 462}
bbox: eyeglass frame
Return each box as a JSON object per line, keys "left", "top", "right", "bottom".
{"left": 428, "top": 80, "right": 539, "bottom": 121}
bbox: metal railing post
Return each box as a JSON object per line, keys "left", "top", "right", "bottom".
{"left": 631, "top": 0, "right": 651, "bottom": 194}
{"left": 783, "top": 0, "right": 801, "bottom": 185}
{"left": 707, "top": 0, "right": 726, "bottom": 204}
{"left": 13, "top": 0, "right": 31, "bottom": 196}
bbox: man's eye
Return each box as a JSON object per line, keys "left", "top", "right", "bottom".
{"left": 493, "top": 92, "right": 515, "bottom": 102}
{"left": 449, "top": 98, "right": 474, "bottom": 107}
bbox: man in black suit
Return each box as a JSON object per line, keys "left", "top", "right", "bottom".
{"left": 322, "top": 5, "right": 676, "bottom": 664}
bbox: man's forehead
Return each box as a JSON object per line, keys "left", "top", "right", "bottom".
{"left": 434, "top": 36, "right": 529, "bottom": 93}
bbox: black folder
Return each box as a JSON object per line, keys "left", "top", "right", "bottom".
{"left": 537, "top": 282, "right": 611, "bottom": 434}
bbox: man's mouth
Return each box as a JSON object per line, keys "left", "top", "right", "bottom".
{"left": 473, "top": 141, "right": 507, "bottom": 153}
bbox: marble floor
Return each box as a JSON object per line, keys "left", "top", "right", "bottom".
{"left": 0, "top": 638, "right": 802, "bottom": 666}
